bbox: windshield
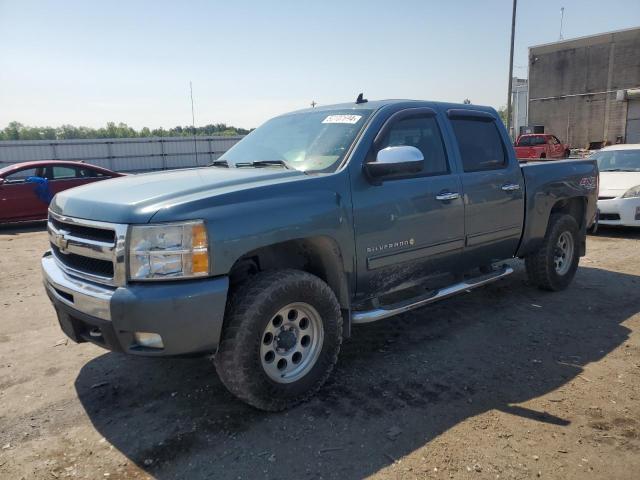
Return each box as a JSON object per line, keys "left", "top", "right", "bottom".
{"left": 219, "top": 109, "right": 373, "bottom": 173}
{"left": 593, "top": 149, "right": 640, "bottom": 172}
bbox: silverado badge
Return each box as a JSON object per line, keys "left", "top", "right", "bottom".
{"left": 367, "top": 238, "right": 415, "bottom": 254}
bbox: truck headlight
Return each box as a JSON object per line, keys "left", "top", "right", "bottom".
{"left": 129, "top": 221, "right": 209, "bottom": 280}
{"left": 622, "top": 185, "right": 640, "bottom": 199}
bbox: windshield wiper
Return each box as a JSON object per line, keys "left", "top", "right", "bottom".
{"left": 209, "top": 160, "right": 229, "bottom": 168}
{"left": 235, "top": 160, "right": 292, "bottom": 170}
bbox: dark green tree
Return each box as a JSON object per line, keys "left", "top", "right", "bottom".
{"left": 497, "top": 105, "right": 508, "bottom": 126}
{"left": 0, "top": 121, "right": 251, "bottom": 141}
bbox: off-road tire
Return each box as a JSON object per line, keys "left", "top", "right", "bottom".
{"left": 214, "top": 269, "right": 342, "bottom": 411}
{"left": 525, "top": 213, "right": 580, "bottom": 291}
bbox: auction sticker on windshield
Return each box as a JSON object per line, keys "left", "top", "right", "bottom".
{"left": 322, "top": 114, "right": 362, "bottom": 124}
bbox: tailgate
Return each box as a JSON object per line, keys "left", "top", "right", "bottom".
{"left": 514, "top": 146, "right": 535, "bottom": 159}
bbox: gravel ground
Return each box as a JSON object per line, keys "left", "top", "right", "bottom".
{"left": 0, "top": 225, "right": 639, "bottom": 480}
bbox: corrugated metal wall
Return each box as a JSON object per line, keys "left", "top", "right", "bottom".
{"left": 0, "top": 136, "right": 243, "bottom": 172}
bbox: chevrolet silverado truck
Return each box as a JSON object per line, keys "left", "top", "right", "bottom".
{"left": 514, "top": 134, "right": 570, "bottom": 160}
{"left": 42, "top": 99, "right": 598, "bottom": 411}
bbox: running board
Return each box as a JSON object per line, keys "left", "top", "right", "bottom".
{"left": 352, "top": 266, "right": 514, "bottom": 324}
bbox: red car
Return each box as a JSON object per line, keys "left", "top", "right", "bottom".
{"left": 0, "top": 161, "right": 122, "bottom": 224}
{"left": 514, "top": 134, "right": 570, "bottom": 160}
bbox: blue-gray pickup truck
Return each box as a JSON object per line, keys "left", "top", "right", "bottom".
{"left": 42, "top": 98, "right": 598, "bottom": 411}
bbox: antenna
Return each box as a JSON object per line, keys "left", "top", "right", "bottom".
{"left": 559, "top": 7, "right": 565, "bottom": 40}
{"left": 190, "top": 81, "right": 198, "bottom": 164}
{"left": 355, "top": 93, "right": 368, "bottom": 104}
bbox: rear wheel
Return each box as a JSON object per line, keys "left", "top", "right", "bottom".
{"left": 525, "top": 214, "right": 580, "bottom": 291}
{"left": 214, "top": 269, "right": 342, "bottom": 411}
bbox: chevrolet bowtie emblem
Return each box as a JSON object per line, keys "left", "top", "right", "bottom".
{"left": 54, "top": 231, "right": 70, "bottom": 252}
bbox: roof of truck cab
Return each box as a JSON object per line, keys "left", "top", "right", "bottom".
{"left": 284, "top": 99, "right": 497, "bottom": 116}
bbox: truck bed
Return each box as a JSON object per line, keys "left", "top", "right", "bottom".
{"left": 517, "top": 159, "right": 598, "bottom": 257}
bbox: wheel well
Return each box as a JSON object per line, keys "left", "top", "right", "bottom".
{"left": 540, "top": 152, "right": 546, "bottom": 158}
{"left": 550, "top": 197, "right": 585, "bottom": 230}
{"left": 228, "top": 237, "right": 350, "bottom": 310}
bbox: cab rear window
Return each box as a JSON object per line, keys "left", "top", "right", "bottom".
{"left": 450, "top": 118, "right": 506, "bottom": 172}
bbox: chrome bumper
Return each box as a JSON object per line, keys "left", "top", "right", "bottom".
{"left": 42, "top": 251, "right": 115, "bottom": 321}
{"left": 43, "top": 250, "right": 230, "bottom": 355}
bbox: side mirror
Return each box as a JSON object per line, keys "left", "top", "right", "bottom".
{"left": 365, "top": 146, "right": 424, "bottom": 180}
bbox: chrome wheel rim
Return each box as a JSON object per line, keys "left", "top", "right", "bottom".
{"left": 260, "top": 302, "right": 324, "bottom": 384}
{"left": 554, "top": 231, "right": 574, "bottom": 275}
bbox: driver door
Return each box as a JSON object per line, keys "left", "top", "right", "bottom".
{"left": 0, "top": 166, "right": 47, "bottom": 222}
{"left": 350, "top": 108, "right": 465, "bottom": 299}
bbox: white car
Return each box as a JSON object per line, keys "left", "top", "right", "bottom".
{"left": 592, "top": 144, "right": 640, "bottom": 227}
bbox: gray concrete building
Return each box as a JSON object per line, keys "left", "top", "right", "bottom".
{"left": 527, "top": 27, "right": 640, "bottom": 148}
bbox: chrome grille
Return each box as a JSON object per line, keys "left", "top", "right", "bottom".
{"left": 50, "top": 245, "right": 115, "bottom": 277}
{"left": 49, "top": 215, "right": 115, "bottom": 243}
{"left": 47, "top": 211, "right": 128, "bottom": 286}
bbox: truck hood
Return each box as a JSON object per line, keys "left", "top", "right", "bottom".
{"left": 50, "top": 167, "right": 307, "bottom": 224}
{"left": 599, "top": 171, "right": 640, "bottom": 197}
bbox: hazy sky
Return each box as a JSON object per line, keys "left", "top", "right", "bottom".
{"left": 1, "top": 0, "right": 639, "bottom": 130}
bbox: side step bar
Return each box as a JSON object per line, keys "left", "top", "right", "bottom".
{"left": 352, "top": 266, "right": 514, "bottom": 324}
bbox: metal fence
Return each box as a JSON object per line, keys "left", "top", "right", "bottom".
{"left": 0, "top": 136, "right": 243, "bottom": 173}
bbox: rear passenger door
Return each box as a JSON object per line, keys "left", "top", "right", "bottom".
{"left": 447, "top": 110, "right": 524, "bottom": 266}
{"left": 46, "top": 166, "right": 85, "bottom": 196}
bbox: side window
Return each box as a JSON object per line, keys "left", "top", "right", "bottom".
{"left": 379, "top": 116, "right": 449, "bottom": 176}
{"left": 450, "top": 118, "right": 506, "bottom": 172}
{"left": 4, "top": 168, "right": 38, "bottom": 183}
{"left": 78, "top": 168, "right": 98, "bottom": 178}
{"left": 533, "top": 136, "right": 546, "bottom": 146}
{"left": 52, "top": 166, "right": 79, "bottom": 180}
{"left": 518, "top": 136, "right": 531, "bottom": 146}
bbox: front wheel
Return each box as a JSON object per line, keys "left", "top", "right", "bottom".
{"left": 214, "top": 269, "right": 342, "bottom": 411}
{"left": 525, "top": 214, "right": 580, "bottom": 291}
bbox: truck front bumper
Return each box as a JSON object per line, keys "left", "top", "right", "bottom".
{"left": 42, "top": 252, "right": 229, "bottom": 356}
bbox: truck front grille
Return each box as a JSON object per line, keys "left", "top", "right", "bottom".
{"left": 47, "top": 211, "right": 127, "bottom": 286}
{"left": 51, "top": 245, "right": 115, "bottom": 277}
{"left": 49, "top": 215, "right": 116, "bottom": 243}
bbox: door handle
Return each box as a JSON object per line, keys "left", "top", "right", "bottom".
{"left": 435, "top": 192, "right": 460, "bottom": 201}
{"left": 501, "top": 183, "right": 521, "bottom": 192}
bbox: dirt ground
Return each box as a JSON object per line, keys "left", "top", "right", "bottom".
{"left": 0, "top": 225, "right": 639, "bottom": 480}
